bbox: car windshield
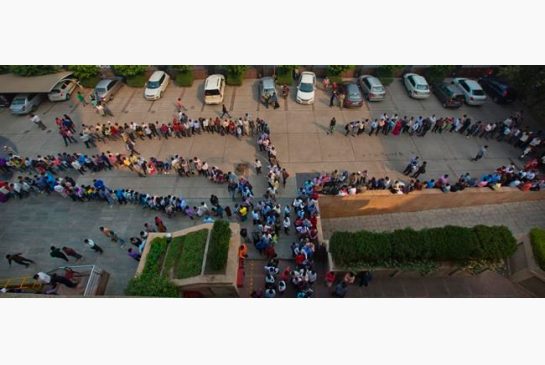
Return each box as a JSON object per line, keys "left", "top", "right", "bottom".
{"left": 204, "top": 89, "right": 220, "bottom": 96}
{"left": 371, "top": 86, "right": 384, "bottom": 93}
{"left": 147, "top": 81, "right": 160, "bottom": 89}
{"left": 473, "top": 89, "right": 485, "bottom": 96}
{"left": 12, "top": 98, "right": 25, "bottom": 105}
{"left": 299, "top": 83, "right": 313, "bottom": 93}
{"left": 416, "top": 84, "right": 429, "bottom": 91}
{"left": 263, "top": 88, "right": 275, "bottom": 96}
{"left": 346, "top": 85, "right": 360, "bottom": 98}
{"left": 95, "top": 87, "right": 106, "bottom": 94}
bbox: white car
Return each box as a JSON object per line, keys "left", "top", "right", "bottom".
{"left": 48, "top": 78, "right": 78, "bottom": 102}
{"left": 452, "top": 77, "right": 487, "bottom": 106}
{"left": 204, "top": 74, "right": 226, "bottom": 105}
{"left": 296, "top": 71, "right": 316, "bottom": 104}
{"left": 403, "top": 73, "right": 431, "bottom": 99}
{"left": 144, "top": 71, "right": 170, "bottom": 100}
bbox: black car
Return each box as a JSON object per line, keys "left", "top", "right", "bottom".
{"left": 339, "top": 82, "right": 364, "bottom": 108}
{"left": 432, "top": 81, "right": 464, "bottom": 108}
{"left": 478, "top": 76, "right": 517, "bottom": 104}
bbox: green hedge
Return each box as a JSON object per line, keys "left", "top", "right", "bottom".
{"left": 226, "top": 73, "right": 243, "bottom": 86}
{"left": 162, "top": 230, "right": 208, "bottom": 279}
{"left": 175, "top": 71, "right": 193, "bottom": 87}
{"left": 205, "top": 220, "right": 231, "bottom": 273}
{"left": 126, "top": 74, "right": 147, "bottom": 88}
{"left": 330, "top": 225, "right": 517, "bottom": 268}
{"left": 125, "top": 273, "right": 178, "bottom": 297}
{"left": 530, "top": 228, "right": 545, "bottom": 270}
{"left": 143, "top": 237, "right": 168, "bottom": 275}
{"left": 276, "top": 71, "right": 292, "bottom": 86}
{"left": 376, "top": 65, "right": 404, "bottom": 86}
{"left": 80, "top": 76, "right": 101, "bottom": 88}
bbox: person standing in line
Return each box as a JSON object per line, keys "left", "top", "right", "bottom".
{"left": 29, "top": 114, "right": 47, "bottom": 130}
{"left": 254, "top": 159, "right": 262, "bottom": 175}
{"left": 403, "top": 156, "right": 419, "bottom": 175}
{"left": 155, "top": 216, "right": 167, "bottom": 232}
{"left": 5, "top": 253, "right": 35, "bottom": 268}
{"left": 412, "top": 161, "right": 427, "bottom": 179}
{"left": 128, "top": 248, "right": 141, "bottom": 261}
{"left": 283, "top": 216, "right": 291, "bottom": 234}
{"left": 327, "top": 117, "right": 336, "bottom": 135}
{"left": 329, "top": 90, "right": 337, "bottom": 107}
{"left": 50, "top": 246, "right": 69, "bottom": 262}
{"left": 220, "top": 104, "right": 231, "bottom": 118}
{"left": 84, "top": 238, "right": 103, "bottom": 254}
{"left": 472, "top": 145, "right": 488, "bottom": 161}
{"left": 62, "top": 247, "right": 83, "bottom": 261}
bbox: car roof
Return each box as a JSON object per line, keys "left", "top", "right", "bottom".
{"left": 148, "top": 71, "right": 166, "bottom": 81}
{"left": 361, "top": 75, "right": 383, "bottom": 87}
{"left": 204, "top": 74, "right": 224, "bottom": 89}
{"left": 406, "top": 73, "right": 428, "bottom": 85}
{"left": 96, "top": 79, "right": 117, "bottom": 88}
{"left": 13, "top": 94, "right": 30, "bottom": 98}
{"left": 458, "top": 78, "right": 482, "bottom": 89}
{"left": 345, "top": 83, "right": 360, "bottom": 91}
{"left": 301, "top": 72, "right": 314, "bottom": 83}
{"left": 261, "top": 77, "right": 275, "bottom": 89}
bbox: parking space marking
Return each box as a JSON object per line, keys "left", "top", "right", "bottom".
{"left": 147, "top": 101, "right": 155, "bottom": 113}
{"left": 229, "top": 87, "right": 237, "bottom": 111}
{"left": 41, "top": 103, "right": 56, "bottom": 115}
{"left": 121, "top": 89, "right": 137, "bottom": 114}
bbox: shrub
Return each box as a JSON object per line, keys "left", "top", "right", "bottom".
{"left": 224, "top": 65, "right": 247, "bottom": 86}
{"left": 67, "top": 65, "right": 100, "bottom": 81}
{"left": 126, "top": 74, "right": 147, "bottom": 88}
{"left": 111, "top": 65, "right": 147, "bottom": 78}
{"left": 125, "top": 273, "right": 178, "bottom": 297}
{"left": 0, "top": 65, "right": 10, "bottom": 74}
{"left": 142, "top": 237, "right": 168, "bottom": 275}
{"left": 376, "top": 65, "right": 404, "bottom": 85}
{"left": 425, "top": 65, "right": 456, "bottom": 83}
{"left": 175, "top": 71, "right": 193, "bottom": 87}
{"left": 326, "top": 65, "right": 352, "bottom": 76}
{"left": 9, "top": 65, "right": 59, "bottom": 76}
{"left": 205, "top": 220, "right": 231, "bottom": 273}
{"left": 171, "top": 65, "right": 192, "bottom": 73}
{"left": 329, "top": 225, "right": 517, "bottom": 268}
{"left": 530, "top": 228, "right": 545, "bottom": 270}
{"left": 176, "top": 230, "right": 208, "bottom": 279}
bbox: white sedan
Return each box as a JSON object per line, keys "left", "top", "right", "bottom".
{"left": 48, "top": 78, "right": 78, "bottom": 102}
{"left": 452, "top": 77, "right": 487, "bottom": 106}
{"left": 403, "top": 73, "right": 430, "bottom": 99}
{"left": 296, "top": 71, "right": 316, "bottom": 104}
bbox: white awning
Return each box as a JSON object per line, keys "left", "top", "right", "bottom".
{"left": 0, "top": 71, "right": 74, "bottom": 93}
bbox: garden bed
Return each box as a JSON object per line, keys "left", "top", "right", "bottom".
{"left": 162, "top": 229, "right": 209, "bottom": 279}
{"left": 530, "top": 228, "right": 545, "bottom": 270}
{"left": 175, "top": 71, "right": 193, "bottom": 87}
{"left": 204, "top": 220, "right": 231, "bottom": 274}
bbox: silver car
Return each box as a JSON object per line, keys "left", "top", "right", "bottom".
{"left": 9, "top": 93, "right": 43, "bottom": 115}
{"left": 259, "top": 76, "right": 277, "bottom": 102}
{"left": 94, "top": 77, "right": 123, "bottom": 102}
{"left": 359, "top": 75, "right": 386, "bottom": 101}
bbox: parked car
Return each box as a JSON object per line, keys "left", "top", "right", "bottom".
{"left": 9, "top": 93, "right": 43, "bottom": 115}
{"left": 432, "top": 81, "right": 464, "bottom": 108}
{"left": 452, "top": 77, "right": 487, "bottom": 106}
{"left": 0, "top": 94, "right": 15, "bottom": 108}
{"left": 403, "top": 73, "right": 431, "bottom": 99}
{"left": 478, "top": 76, "right": 517, "bottom": 104}
{"left": 144, "top": 71, "right": 170, "bottom": 100}
{"left": 339, "top": 82, "right": 364, "bottom": 107}
{"left": 296, "top": 71, "right": 316, "bottom": 104}
{"left": 48, "top": 78, "right": 78, "bottom": 102}
{"left": 358, "top": 75, "right": 385, "bottom": 101}
{"left": 259, "top": 76, "right": 277, "bottom": 103}
{"left": 204, "top": 74, "right": 226, "bottom": 104}
{"left": 94, "top": 77, "right": 123, "bottom": 102}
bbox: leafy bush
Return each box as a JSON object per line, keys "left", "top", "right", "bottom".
{"left": 125, "top": 273, "right": 178, "bottom": 297}
{"left": 176, "top": 230, "right": 208, "bottom": 279}
{"left": 111, "top": 65, "right": 147, "bottom": 78}
{"left": 224, "top": 65, "right": 247, "bottom": 86}
{"left": 326, "top": 65, "right": 352, "bottom": 76}
{"left": 143, "top": 237, "right": 168, "bottom": 275}
{"left": 9, "top": 65, "right": 59, "bottom": 76}
{"left": 171, "top": 65, "right": 192, "bottom": 73}
{"left": 0, "top": 65, "right": 10, "bottom": 74}
{"left": 175, "top": 71, "right": 193, "bottom": 87}
{"left": 376, "top": 65, "right": 404, "bottom": 85}
{"left": 126, "top": 74, "right": 147, "bottom": 88}
{"left": 330, "top": 225, "right": 517, "bottom": 268}
{"left": 425, "top": 65, "right": 455, "bottom": 83}
{"left": 205, "top": 220, "right": 231, "bottom": 273}
{"left": 67, "top": 65, "right": 100, "bottom": 81}
{"left": 530, "top": 228, "right": 545, "bottom": 270}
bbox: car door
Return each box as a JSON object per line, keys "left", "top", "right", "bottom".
{"left": 404, "top": 75, "right": 412, "bottom": 92}
{"left": 362, "top": 78, "right": 371, "bottom": 95}
{"left": 459, "top": 80, "right": 470, "bottom": 98}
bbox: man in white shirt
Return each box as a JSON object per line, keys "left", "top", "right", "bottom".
{"left": 29, "top": 114, "right": 47, "bottom": 130}
{"left": 83, "top": 239, "right": 103, "bottom": 254}
{"left": 34, "top": 272, "right": 52, "bottom": 284}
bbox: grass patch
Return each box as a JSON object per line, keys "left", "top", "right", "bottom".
{"left": 175, "top": 71, "right": 193, "bottom": 87}
{"left": 125, "top": 273, "right": 178, "bottom": 297}
{"left": 530, "top": 228, "right": 545, "bottom": 270}
{"left": 176, "top": 230, "right": 208, "bottom": 279}
{"left": 142, "top": 237, "right": 168, "bottom": 275}
{"left": 226, "top": 73, "right": 243, "bottom": 86}
{"left": 80, "top": 76, "right": 100, "bottom": 88}
{"left": 126, "top": 74, "right": 147, "bottom": 88}
{"left": 276, "top": 72, "right": 292, "bottom": 86}
{"left": 205, "top": 220, "right": 231, "bottom": 274}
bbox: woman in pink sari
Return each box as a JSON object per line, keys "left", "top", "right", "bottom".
{"left": 392, "top": 120, "right": 402, "bottom": 136}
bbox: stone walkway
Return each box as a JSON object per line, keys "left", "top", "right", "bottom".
{"left": 321, "top": 201, "right": 545, "bottom": 239}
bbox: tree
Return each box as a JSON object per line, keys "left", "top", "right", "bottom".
{"left": 171, "top": 65, "right": 192, "bottom": 73}
{"left": 9, "top": 65, "right": 59, "bottom": 77}
{"left": 224, "top": 65, "right": 247, "bottom": 77}
{"left": 0, "top": 65, "right": 9, "bottom": 74}
{"left": 111, "top": 65, "right": 147, "bottom": 78}
{"left": 376, "top": 65, "right": 405, "bottom": 85}
{"left": 326, "top": 65, "right": 353, "bottom": 76}
{"left": 498, "top": 66, "right": 545, "bottom": 105}
{"left": 425, "top": 65, "right": 456, "bottom": 83}
{"left": 277, "top": 65, "right": 298, "bottom": 75}
{"left": 67, "top": 65, "right": 100, "bottom": 80}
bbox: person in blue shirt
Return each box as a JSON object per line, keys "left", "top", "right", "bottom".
{"left": 425, "top": 179, "right": 435, "bottom": 189}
